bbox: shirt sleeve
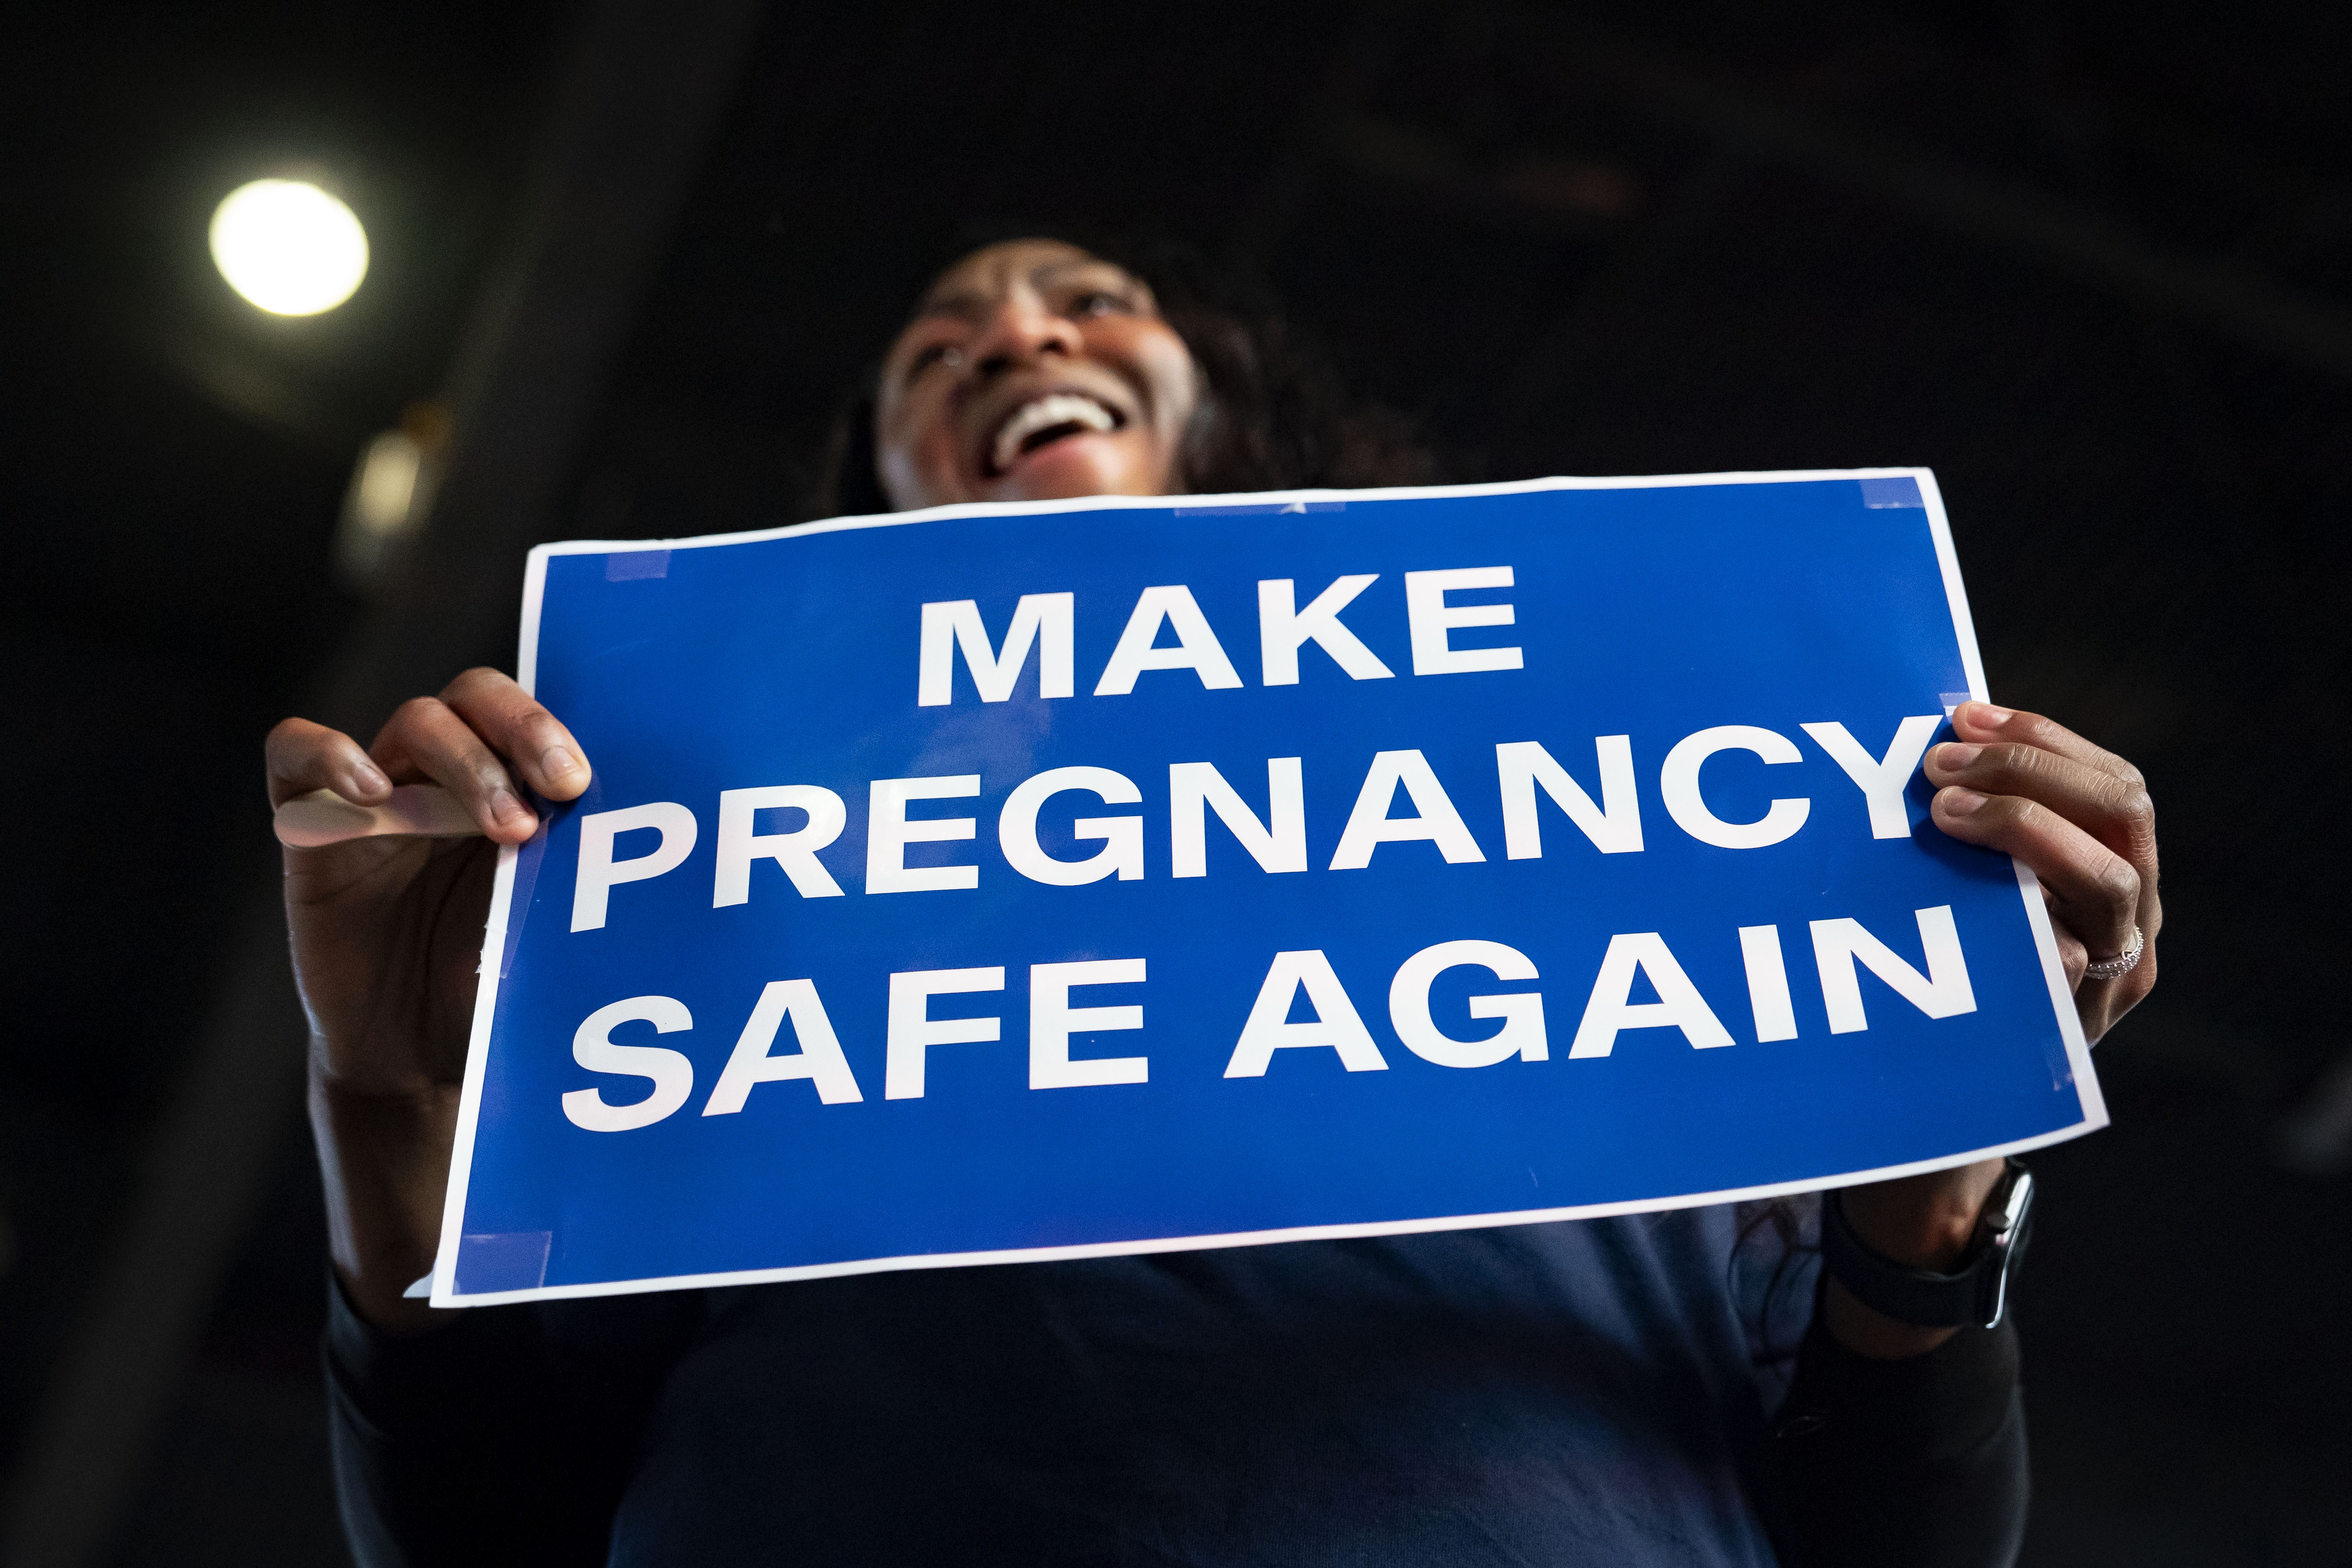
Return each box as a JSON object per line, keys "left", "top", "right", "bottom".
{"left": 1771, "top": 1293, "right": 2029, "bottom": 1568}
{"left": 322, "top": 1276, "right": 628, "bottom": 1568}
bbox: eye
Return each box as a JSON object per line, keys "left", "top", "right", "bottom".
{"left": 1069, "top": 290, "right": 1130, "bottom": 319}
{"left": 906, "top": 342, "right": 964, "bottom": 378}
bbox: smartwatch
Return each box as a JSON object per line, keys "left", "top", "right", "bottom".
{"left": 1821, "top": 1159, "right": 2034, "bottom": 1329}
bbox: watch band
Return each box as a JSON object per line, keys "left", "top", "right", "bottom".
{"left": 1821, "top": 1160, "right": 2034, "bottom": 1329}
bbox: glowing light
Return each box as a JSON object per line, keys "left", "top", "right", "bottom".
{"left": 208, "top": 180, "right": 369, "bottom": 315}
{"left": 351, "top": 431, "right": 423, "bottom": 536}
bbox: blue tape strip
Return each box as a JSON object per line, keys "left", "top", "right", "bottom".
{"left": 1859, "top": 476, "right": 1924, "bottom": 509}
{"left": 1172, "top": 500, "right": 1346, "bottom": 517}
{"left": 606, "top": 549, "right": 671, "bottom": 581}
{"left": 455, "top": 1231, "right": 552, "bottom": 1294}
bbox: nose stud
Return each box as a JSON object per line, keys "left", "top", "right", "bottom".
{"left": 941, "top": 347, "right": 965, "bottom": 369}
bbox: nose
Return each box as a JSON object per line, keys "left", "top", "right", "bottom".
{"left": 966, "top": 291, "right": 1082, "bottom": 377}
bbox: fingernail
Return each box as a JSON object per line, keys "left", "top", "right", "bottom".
{"left": 1941, "top": 787, "right": 1988, "bottom": 816}
{"left": 1938, "top": 742, "right": 1982, "bottom": 769}
{"left": 541, "top": 745, "right": 580, "bottom": 781}
{"left": 490, "top": 787, "right": 533, "bottom": 826}
{"left": 350, "top": 760, "right": 390, "bottom": 794}
{"left": 1974, "top": 704, "right": 2015, "bottom": 728}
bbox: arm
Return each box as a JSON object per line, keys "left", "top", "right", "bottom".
{"left": 1775, "top": 1295, "right": 2028, "bottom": 1568}
{"left": 270, "top": 667, "right": 591, "bottom": 1330}
{"left": 1777, "top": 701, "right": 2160, "bottom": 1564}
{"left": 271, "top": 671, "right": 608, "bottom": 1560}
{"left": 325, "top": 1282, "right": 625, "bottom": 1568}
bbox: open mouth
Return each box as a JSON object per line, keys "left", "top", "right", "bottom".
{"left": 984, "top": 393, "right": 1125, "bottom": 477}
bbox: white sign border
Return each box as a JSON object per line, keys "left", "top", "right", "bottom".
{"left": 431, "top": 468, "right": 2106, "bottom": 1307}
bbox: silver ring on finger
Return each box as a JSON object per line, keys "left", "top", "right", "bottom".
{"left": 2083, "top": 926, "right": 2144, "bottom": 981}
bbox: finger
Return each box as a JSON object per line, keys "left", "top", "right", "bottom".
{"left": 2022, "top": 881, "right": 2096, "bottom": 988}
{"left": 1951, "top": 702, "right": 2142, "bottom": 788}
{"left": 437, "top": 667, "right": 593, "bottom": 802}
{"left": 1932, "top": 787, "right": 2139, "bottom": 958}
{"left": 1924, "top": 737, "right": 2157, "bottom": 876}
{"left": 2040, "top": 879, "right": 2158, "bottom": 1039}
{"left": 369, "top": 696, "right": 541, "bottom": 843}
{"left": 266, "top": 717, "right": 394, "bottom": 810}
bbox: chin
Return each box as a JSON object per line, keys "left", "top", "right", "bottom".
{"left": 986, "top": 438, "right": 1161, "bottom": 504}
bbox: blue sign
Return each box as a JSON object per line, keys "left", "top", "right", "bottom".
{"left": 432, "top": 471, "right": 2102, "bottom": 1305}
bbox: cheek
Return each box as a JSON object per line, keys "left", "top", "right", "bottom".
{"left": 875, "top": 388, "right": 964, "bottom": 502}
{"left": 1141, "top": 340, "right": 1202, "bottom": 438}
{"left": 1096, "top": 323, "right": 1200, "bottom": 439}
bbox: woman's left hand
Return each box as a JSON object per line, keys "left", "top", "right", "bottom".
{"left": 1924, "top": 700, "right": 2160, "bottom": 1037}
{"left": 1828, "top": 699, "right": 2159, "bottom": 1357}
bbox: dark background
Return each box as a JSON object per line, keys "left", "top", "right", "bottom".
{"left": 3, "top": 2, "right": 2347, "bottom": 1563}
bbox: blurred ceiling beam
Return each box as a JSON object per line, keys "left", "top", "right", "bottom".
{"left": 1224, "top": 0, "right": 1423, "bottom": 272}
{"left": 1539, "top": 20, "right": 2352, "bottom": 380}
{"left": 145, "top": 324, "right": 368, "bottom": 451}
{"left": 1495, "top": 149, "right": 1751, "bottom": 449}
{"left": 0, "top": 1, "right": 764, "bottom": 1562}
{"left": 1322, "top": 113, "right": 1636, "bottom": 238}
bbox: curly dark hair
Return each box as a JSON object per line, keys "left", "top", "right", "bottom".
{"left": 811, "top": 231, "right": 1436, "bottom": 519}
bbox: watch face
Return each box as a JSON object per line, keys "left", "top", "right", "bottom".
{"left": 1994, "top": 1165, "right": 2036, "bottom": 1236}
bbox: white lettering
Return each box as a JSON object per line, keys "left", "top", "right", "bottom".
{"left": 1404, "top": 566, "right": 1522, "bottom": 676}
{"left": 1800, "top": 717, "right": 1943, "bottom": 839}
{"left": 1329, "top": 750, "right": 1486, "bottom": 869}
{"left": 917, "top": 594, "right": 1074, "bottom": 705}
{"left": 1810, "top": 906, "right": 1976, "bottom": 1034}
{"left": 1568, "top": 933, "right": 1734, "bottom": 1057}
{"left": 865, "top": 776, "right": 981, "bottom": 894}
{"left": 713, "top": 786, "right": 846, "bottom": 904}
{"left": 1738, "top": 925, "right": 1799, "bottom": 1042}
{"left": 1496, "top": 737, "right": 1643, "bottom": 858}
{"left": 571, "top": 802, "right": 698, "bottom": 932}
{"left": 1093, "top": 585, "right": 1244, "bottom": 695}
{"left": 1224, "top": 950, "right": 1388, "bottom": 1076}
{"left": 884, "top": 967, "right": 1006, "bottom": 1098}
{"left": 1029, "top": 959, "right": 1148, "bottom": 1089}
{"left": 561, "top": 995, "right": 696, "bottom": 1131}
{"left": 1257, "top": 575, "right": 1394, "bottom": 685}
{"left": 999, "top": 767, "right": 1145, "bottom": 886}
{"left": 1168, "top": 759, "right": 1307, "bottom": 876}
{"left": 1387, "top": 939, "right": 1547, "bottom": 1068}
{"left": 1658, "top": 726, "right": 1812, "bottom": 849}
{"left": 701, "top": 979, "right": 862, "bottom": 1113}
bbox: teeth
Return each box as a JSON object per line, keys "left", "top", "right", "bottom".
{"left": 991, "top": 394, "right": 1117, "bottom": 472}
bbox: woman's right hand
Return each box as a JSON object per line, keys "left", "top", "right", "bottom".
{"left": 267, "top": 667, "right": 591, "bottom": 1327}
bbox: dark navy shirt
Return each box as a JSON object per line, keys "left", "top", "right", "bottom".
{"left": 328, "top": 1201, "right": 2025, "bottom": 1567}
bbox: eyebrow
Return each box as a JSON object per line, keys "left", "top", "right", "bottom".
{"left": 911, "top": 259, "right": 1142, "bottom": 323}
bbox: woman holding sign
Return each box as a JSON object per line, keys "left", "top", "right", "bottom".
{"left": 271, "top": 238, "right": 2160, "bottom": 1567}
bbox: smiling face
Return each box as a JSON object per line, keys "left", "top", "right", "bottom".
{"left": 874, "top": 239, "right": 1201, "bottom": 510}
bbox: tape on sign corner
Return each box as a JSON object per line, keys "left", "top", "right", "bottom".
{"left": 1172, "top": 500, "right": 1346, "bottom": 517}
{"left": 454, "top": 1231, "right": 553, "bottom": 1295}
{"left": 497, "top": 802, "right": 562, "bottom": 982}
{"left": 1858, "top": 476, "right": 1925, "bottom": 510}
{"left": 1940, "top": 691, "right": 1975, "bottom": 717}
{"left": 401, "top": 1272, "right": 435, "bottom": 1300}
{"left": 605, "top": 549, "right": 671, "bottom": 581}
